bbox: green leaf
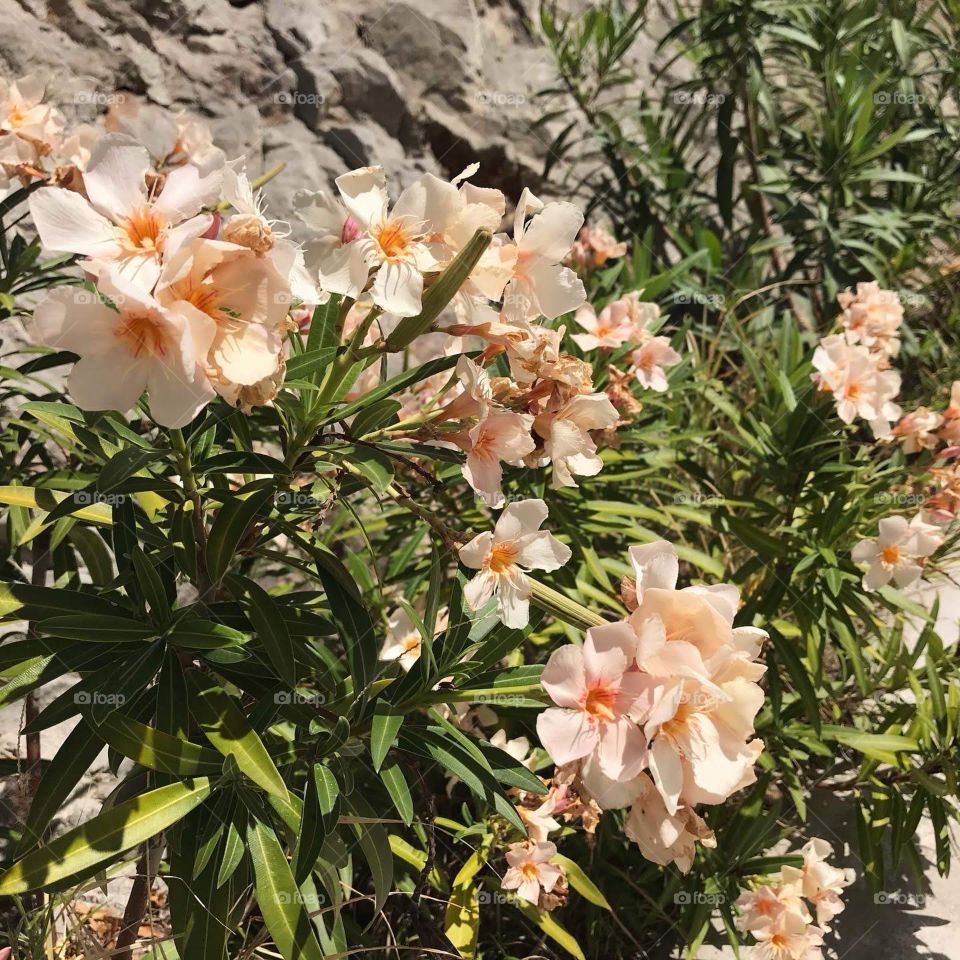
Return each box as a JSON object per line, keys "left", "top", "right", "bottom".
{"left": 205, "top": 483, "right": 274, "bottom": 584}
{"left": 513, "top": 900, "right": 586, "bottom": 960}
{"left": 247, "top": 817, "right": 327, "bottom": 960}
{"left": 317, "top": 562, "right": 377, "bottom": 698}
{"left": 187, "top": 670, "right": 289, "bottom": 800}
{"left": 96, "top": 713, "right": 223, "bottom": 776}
{"left": 380, "top": 761, "right": 414, "bottom": 825}
{"left": 228, "top": 576, "right": 296, "bottom": 687}
{"left": 0, "top": 778, "right": 213, "bottom": 894}
{"left": 370, "top": 700, "right": 403, "bottom": 772}
{"left": 444, "top": 836, "right": 492, "bottom": 958}
{"left": 40, "top": 613, "right": 157, "bottom": 643}
{"left": 553, "top": 854, "right": 611, "bottom": 910}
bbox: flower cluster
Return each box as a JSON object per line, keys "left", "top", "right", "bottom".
{"left": 459, "top": 499, "right": 572, "bottom": 628}
{"left": 532, "top": 539, "right": 766, "bottom": 872}
{"left": 568, "top": 223, "right": 628, "bottom": 271}
{"left": 736, "top": 838, "right": 854, "bottom": 959}
{"left": 0, "top": 76, "right": 65, "bottom": 189}
{"left": 573, "top": 294, "right": 680, "bottom": 393}
{"left": 812, "top": 282, "right": 903, "bottom": 437}
{"left": 852, "top": 514, "right": 942, "bottom": 591}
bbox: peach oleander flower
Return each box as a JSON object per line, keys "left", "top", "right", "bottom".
{"left": 460, "top": 407, "right": 536, "bottom": 507}
{"left": 572, "top": 299, "right": 637, "bottom": 351}
{"left": 939, "top": 381, "right": 960, "bottom": 443}
{"left": 0, "top": 75, "right": 64, "bottom": 158}
{"left": 330, "top": 165, "right": 441, "bottom": 317}
{"left": 627, "top": 540, "right": 766, "bottom": 811}
{"left": 459, "top": 499, "right": 571, "bottom": 628}
{"left": 33, "top": 270, "right": 215, "bottom": 427}
{"left": 534, "top": 392, "right": 620, "bottom": 488}
{"left": 852, "top": 513, "right": 942, "bottom": 590}
{"left": 501, "top": 840, "right": 564, "bottom": 906}
{"left": 379, "top": 607, "right": 423, "bottom": 671}
{"left": 749, "top": 910, "right": 824, "bottom": 960}
{"left": 631, "top": 336, "right": 681, "bottom": 392}
{"left": 29, "top": 134, "right": 221, "bottom": 292}
{"left": 569, "top": 224, "right": 628, "bottom": 269}
{"left": 155, "top": 238, "right": 291, "bottom": 397}
{"left": 811, "top": 334, "right": 901, "bottom": 436}
{"left": 516, "top": 788, "right": 563, "bottom": 843}
{"left": 623, "top": 771, "right": 716, "bottom": 873}
{"left": 781, "top": 838, "right": 855, "bottom": 928}
{"left": 737, "top": 838, "right": 851, "bottom": 958}
{"left": 838, "top": 280, "right": 903, "bottom": 359}
{"left": 502, "top": 188, "right": 585, "bottom": 322}
{"left": 537, "top": 622, "right": 653, "bottom": 780}
{"left": 893, "top": 406, "right": 944, "bottom": 453}
{"left": 105, "top": 96, "right": 225, "bottom": 175}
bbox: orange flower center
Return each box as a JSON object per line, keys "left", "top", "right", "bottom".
{"left": 881, "top": 544, "right": 901, "bottom": 565}
{"left": 582, "top": 685, "right": 617, "bottom": 723}
{"left": 402, "top": 634, "right": 421, "bottom": 654}
{"left": 487, "top": 543, "right": 517, "bottom": 574}
{"left": 374, "top": 218, "right": 415, "bottom": 260}
{"left": 115, "top": 312, "right": 168, "bottom": 358}
{"left": 6, "top": 105, "right": 28, "bottom": 129}
{"left": 844, "top": 382, "right": 862, "bottom": 400}
{"left": 520, "top": 862, "right": 540, "bottom": 882}
{"left": 121, "top": 207, "right": 165, "bottom": 255}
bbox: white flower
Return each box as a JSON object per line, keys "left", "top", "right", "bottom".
{"left": 459, "top": 499, "right": 571, "bottom": 628}
{"left": 33, "top": 270, "right": 215, "bottom": 427}
{"left": 29, "top": 134, "right": 221, "bottom": 291}
{"left": 632, "top": 336, "right": 681, "bottom": 392}
{"left": 502, "top": 189, "right": 585, "bottom": 322}
{"left": 501, "top": 840, "right": 564, "bottom": 905}
{"left": 852, "top": 514, "right": 942, "bottom": 590}
{"left": 331, "top": 165, "right": 442, "bottom": 317}
{"left": 379, "top": 607, "right": 423, "bottom": 671}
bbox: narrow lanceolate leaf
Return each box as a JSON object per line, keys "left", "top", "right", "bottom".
{"left": 317, "top": 564, "right": 377, "bottom": 697}
{"left": 247, "top": 817, "right": 327, "bottom": 960}
{"left": 553, "top": 854, "right": 611, "bottom": 910}
{"left": 444, "top": 835, "right": 492, "bottom": 959}
{"left": 346, "top": 793, "right": 393, "bottom": 913}
{"left": 228, "top": 575, "right": 297, "bottom": 687}
{"left": 294, "top": 763, "right": 329, "bottom": 885}
{"left": 40, "top": 613, "right": 157, "bottom": 643}
{"left": 166, "top": 617, "right": 248, "bottom": 650}
{"left": 19, "top": 720, "right": 104, "bottom": 852}
{"left": 187, "top": 670, "right": 289, "bottom": 800}
{"left": 380, "top": 761, "right": 414, "bottom": 825}
{"left": 0, "top": 778, "right": 213, "bottom": 894}
{"left": 369, "top": 700, "right": 403, "bottom": 772}
{"left": 513, "top": 899, "right": 587, "bottom": 960}
{"left": 131, "top": 546, "right": 171, "bottom": 622}
{"left": 97, "top": 713, "right": 223, "bottom": 776}
{"left": 205, "top": 482, "right": 274, "bottom": 584}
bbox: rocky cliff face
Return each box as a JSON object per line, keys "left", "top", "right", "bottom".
{"left": 0, "top": 0, "right": 586, "bottom": 224}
